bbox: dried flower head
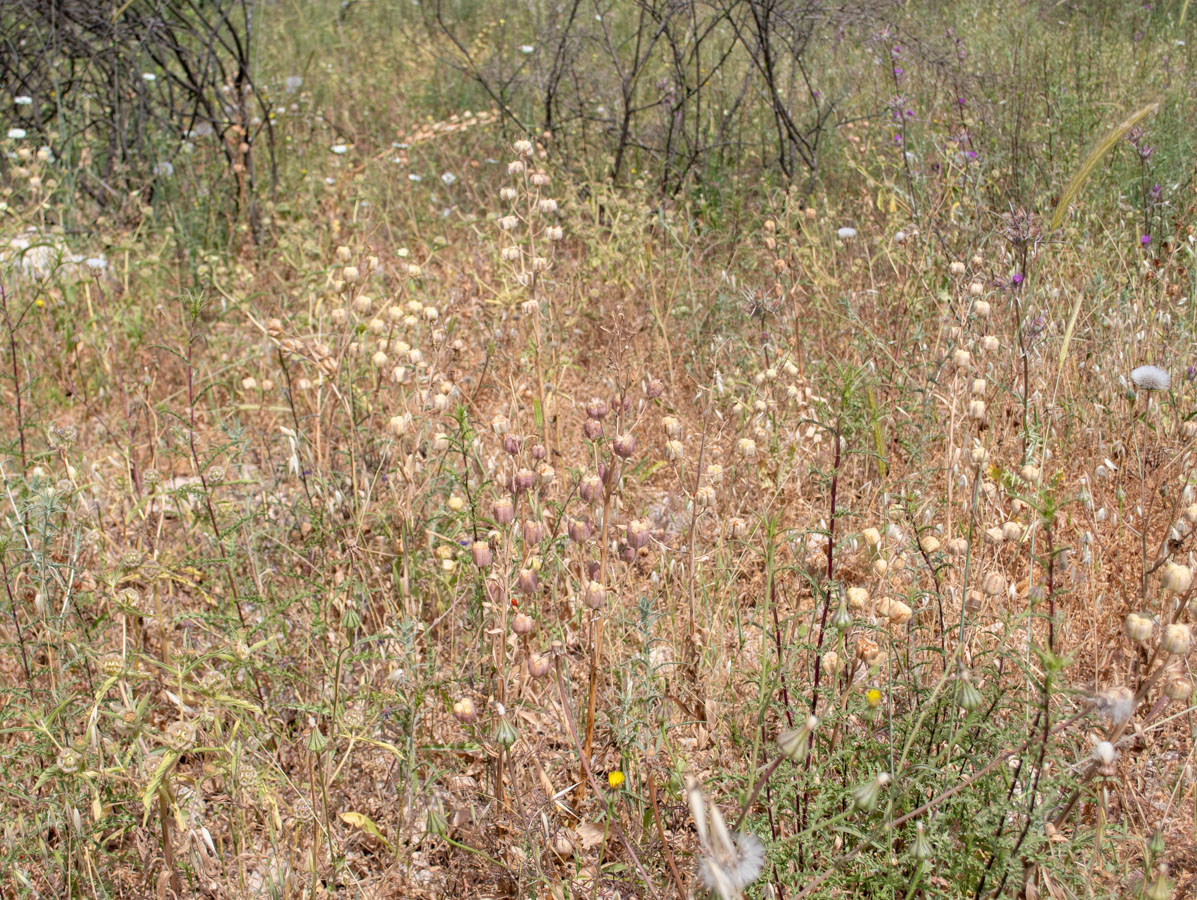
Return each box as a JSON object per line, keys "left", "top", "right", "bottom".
{"left": 1162, "top": 562, "right": 1192, "bottom": 594}
{"left": 1124, "top": 612, "right": 1153, "bottom": 644}
{"left": 453, "top": 697, "right": 477, "bottom": 723}
{"left": 1161, "top": 623, "right": 1191, "bottom": 656}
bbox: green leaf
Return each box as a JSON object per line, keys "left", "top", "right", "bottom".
{"left": 139, "top": 750, "right": 180, "bottom": 823}
{"left": 340, "top": 811, "right": 394, "bottom": 850}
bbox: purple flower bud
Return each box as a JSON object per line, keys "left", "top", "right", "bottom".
{"left": 613, "top": 433, "right": 636, "bottom": 458}
{"left": 517, "top": 568, "right": 538, "bottom": 595}
{"left": 583, "top": 580, "right": 606, "bottom": 610}
{"left": 579, "top": 474, "right": 602, "bottom": 503}
{"left": 493, "top": 496, "right": 515, "bottom": 525}
{"left": 513, "top": 468, "right": 537, "bottom": 493}
{"left": 568, "top": 518, "right": 592, "bottom": 543}
{"left": 626, "top": 519, "right": 651, "bottom": 549}
{"left": 585, "top": 397, "right": 608, "bottom": 419}
{"left": 522, "top": 519, "right": 544, "bottom": 546}
{"left": 472, "top": 540, "right": 493, "bottom": 568}
{"left": 530, "top": 443, "right": 547, "bottom": 460}
{"left": 1011, "top": 273, "right": 1024, "bottom": 286}
{"left": 504, "top": 434, "right": 522, "bottom": 455}
{"left": 583, "top": 418, "right": 604, "bottom": 440}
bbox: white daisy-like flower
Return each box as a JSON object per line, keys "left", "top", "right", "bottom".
{"left": 440, "top": 172, "right": 457, "bottom": 185}
{"left": 7, "top": 128, "right": 26, "bottom": 139}
{"left": 153, "top": 161, "right": 174, "bottom": 177}
{"left": 836, "top": 226, "right": 857, "bottom": 239}
{"left": 14, "top": 96, "right": 32, "bottom": 106}
{"left": 284, "top": 75, "right": 303, "bottom": 94}
{"left": 520, "top": 44, "right": 535, "bottom": 53}
{"left": 686, "top": 775, "right": 765, "bottom": 899}
{"left": 1131, "top": 365, "right": 1170, "bottom": 391}
{"left": 330, "top": 144, "right": 348, "bottom": 155}
{"left": 408, "top": 174, "right": 422, "bottom": 182}
{"left": 142, "top": 72, "right": 157, "bottom": 82}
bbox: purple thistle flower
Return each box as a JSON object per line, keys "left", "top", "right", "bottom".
{"left": 1011, "top": 273, "right": 1024, "bottom": 286}
{"left": 1141, "top": 234, "right": 1152, "bottom": 246}
{"left": 893, "top": 133, "right": 903, "bottom": 144}
{"left": 893, "top": 67, "right": 903, "bottom": 78}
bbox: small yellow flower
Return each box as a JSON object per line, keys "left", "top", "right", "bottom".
{"left": 607, "top": 771, "right": 625, "bottom": 789}
{"left": 866, "top": 689, "right": 882, "bottom": 709}
{"left": 35, "top": 298, "right": 43, "bottom": 308}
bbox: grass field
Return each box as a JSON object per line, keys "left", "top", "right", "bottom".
{"left": 3, "top": 0, "right": 1197, "bottom": 897}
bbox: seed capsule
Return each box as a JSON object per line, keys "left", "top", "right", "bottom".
{"left": 1161, "top": 623, "right": 1191, "bottom": 656}
{"left": 1125, "top": 613, "right": 1153, "bottom": 644}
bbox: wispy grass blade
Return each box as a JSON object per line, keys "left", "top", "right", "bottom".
{"left": 1050, "top": 101, "right": 1160, "bottom": 231}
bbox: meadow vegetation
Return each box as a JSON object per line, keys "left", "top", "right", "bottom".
{"left": 3, "top": 0, "right": 1197, "bottom": 897}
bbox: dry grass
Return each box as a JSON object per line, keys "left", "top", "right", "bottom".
{"left": 3, "top": 3, "right": 1197, "bottom": 899}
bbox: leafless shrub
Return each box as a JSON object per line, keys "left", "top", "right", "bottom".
{"left": 0, "top": 0, "right": 274, "bottom": 226}
{"left": 417, "top": 0, "right": 892, "bottom": 194}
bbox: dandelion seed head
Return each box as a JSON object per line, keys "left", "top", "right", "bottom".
{"left": 1095, "top": 685, "right": 1135, "bottom": 725}
{"left": 697, "top": 831, "right": 765, "bottom": 897}
{"left": 1131, "top": 365, "right": 1170, "bottom": 391}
